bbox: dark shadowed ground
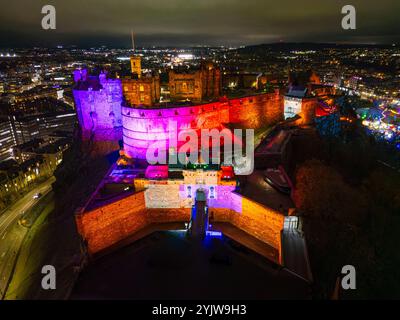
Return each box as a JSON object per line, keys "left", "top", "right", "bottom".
{"left": 71, "top": 231, "right": 310, "bottom": 300}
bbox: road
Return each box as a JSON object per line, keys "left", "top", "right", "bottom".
{"left": 0, "top": 177, "right": 55, "bottom": 298}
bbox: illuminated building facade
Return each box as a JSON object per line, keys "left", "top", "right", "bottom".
{"left": 0, "top": 118, "right": 16, "bottom": 161}
{"left": 169, "top": 61, "right": 221, "bottom": 102}
{"left": 0, "top": 154, "right": 60, "bottom": 209}
{"left": 122, "top": 55, "right": 161, "bottom": 107}
{"left": 9, "top": 112, "right": 76, "bottom": 145}
{"left": 284, "top": 74, "right": 338, "bottom": 126}
{"left": 130, "top": 56, "right": 142, "bottom": 78}
{"left": 0, "top": 111, "right": 75, "bottom": 161}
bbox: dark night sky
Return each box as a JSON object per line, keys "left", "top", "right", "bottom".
{"left": 0, "top": 0, "right": 399, "bottom": 48}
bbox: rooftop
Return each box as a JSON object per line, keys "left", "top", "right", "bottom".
{"left": 237, "top": 170, "right": 294, "bottom": 214}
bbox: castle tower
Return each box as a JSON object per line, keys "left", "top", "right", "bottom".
{"left": 130, "top": 31, "right": 141, "bottom": 78}
{"left": 72, "top": 69, "right": 123, "bottom": 138}
{"left": 130, "top": 56, "right": 142, "bottom": 78}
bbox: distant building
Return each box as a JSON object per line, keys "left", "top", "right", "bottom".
{"left": 12, "top": 86, "right": 59, "bottom": 103}
{"left": 348, "top": 76, "right": 362, "bottom": 90}
{"left": 284, "top": 87, "right": 308, "bottom": 120}
{"left": 9, "top": 111, "right": 76, "bottom": 145}
{"left": 288, "top": 70, "right": 321, "bottom": 87}
{"left": 122, "top": 55, "right": 160, "bottom": 107}
{"left": 130, "top": 56, "right": 142, "bottom": 78}
{"left": 0, "top": 110, "right": 75, "bottom": 161}
{"left": 12, "top": 137, "right": 70, "bottom": 164}
{"left": 284, "top": 71, "right": 338, "bottom": 125}
{"left": 0, "top": 137, "right": 69, "bottom": 209}
{"left": 7, "top": 97, "right": 70, "bottom": 115}
{"left": 0, "top": 156, "right": 54, "bottom": 207}
{"left": 12, "top": 138, "right": 45, "bottom": 163}
{"left": 0, "top": 117, "right": 16, "bottom": 161}
{"left": 169, "top": 61, "right": 221, "bottom": 102}
{"left": 223, "top": 72, "right": 268, "bottom": 90}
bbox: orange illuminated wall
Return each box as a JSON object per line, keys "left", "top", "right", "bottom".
{"left": 228, "top": 91, "right": 284, "bottom": 128}
{"left": 76, "top": 189, "right": 284, "bottom": 261}
{"left": 122, "top": 75, "right": 161, "bottom": 107}
{"left": 75, "top": 191, "right": 191, "bottom": 254}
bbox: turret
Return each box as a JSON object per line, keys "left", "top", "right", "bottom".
{"left": 130, "top": 56, "right": 141, "bottom": 78}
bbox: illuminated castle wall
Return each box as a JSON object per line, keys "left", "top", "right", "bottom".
{"left": 73, "top": 63, "right": 283, "bottom": 159}
{"left": 122, "top": 101, "right": 231, "bottom": 159}
{"left": 73, "top": 60, "right": 293, "bottom": 266}
{"left": 76, "top": 168, "right": 285, "bottom": 260}
{"left": 122, "top": 91, "right": 283, "bottom": 159}
{"left": 73, "top": 70, "right": 123, "bottom": 142}
{"left": 122, "top": 55, "right": 161, "bottom": 107}
{"left": 122, "top": 74, "right": 160, "bottom": 107}
{"left": 169, "top": 61, "right": 221, "bottom": 102}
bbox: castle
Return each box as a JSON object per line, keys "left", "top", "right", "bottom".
{"left": 73, "top": 55, "right": 284, "bottom": 159}
{"left": 72, "top": 55, "right": 318, "bottom": 281}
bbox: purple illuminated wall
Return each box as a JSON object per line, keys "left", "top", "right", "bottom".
{"left": 73, "top": 69, "right": 123, "bottom": 141}
{"left": 122, "top": 103, "right": 230, "bottom": 159}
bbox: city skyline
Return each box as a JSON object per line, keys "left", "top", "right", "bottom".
{"left": 0, "top": 0, "right": 399, "bottom": 48}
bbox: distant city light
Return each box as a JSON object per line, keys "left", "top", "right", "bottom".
{"left": 177, "top": 53, "right": 194, "bottom": 60}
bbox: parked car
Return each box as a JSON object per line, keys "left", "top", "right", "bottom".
{"left": 33, "top": 192, "right": 42, "bottom": 199}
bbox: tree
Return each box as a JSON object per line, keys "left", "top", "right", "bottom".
{"left": 294, "top": 159, "right": 368, "bottom": 298}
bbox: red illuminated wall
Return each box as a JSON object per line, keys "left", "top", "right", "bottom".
{"left": 122, "top": 91, "right": 284, "bottom": 159}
